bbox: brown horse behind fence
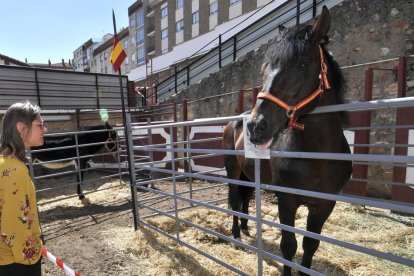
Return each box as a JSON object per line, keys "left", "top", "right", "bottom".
{"left": 223, "top": 6, "right": 352, "bottom": 275}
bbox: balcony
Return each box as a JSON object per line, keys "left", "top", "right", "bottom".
{"left": 147, "top": 9, "right": 154, "bottom": 17}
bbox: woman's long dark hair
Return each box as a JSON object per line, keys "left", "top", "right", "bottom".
{"left": 0, "top": 101, "right": 40, "bottom": 162}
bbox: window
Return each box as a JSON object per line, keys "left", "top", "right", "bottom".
{"left": 124, "top": 40, "right": 128, "bottom": 49}
{"left": 137, "top": 10, "right": 144, "bottom": 27}
{"left": 104, "top": 52, "right": 108, "bottom": 60}
{"left": 137, "top": 47, "right": 145, "bottom": 65}
{"left": 192, "top": 11, "right": 199, "bottom": 24}
{"left": 175, "top": 20, "right": 184, "bottom": 32}
{"left": 230, "top": 0, "right": 241, "bottom": 6}
{"left": 210, "top": 1, "right": 218, "bottom": 16}
{"left": 129, "top": 17, "right": 135, "bottom": 27}
{"left": 161, "top": 6, "right": 168, "bottom": 18}
{"left": 176, "top": 0, "right": 183, "bottom": 9}
{"left": 161, "top": 28, "right": 168, "bottom": 39}
{"left": 131, "top": 36, "right": 135, "bottom": 46}
{"left": 137, "top": 27, "right": 144, "bottom": 45}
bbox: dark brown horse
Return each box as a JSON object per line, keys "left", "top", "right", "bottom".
{"left": 223, "top": 7, "right": 352, "bottom": 275}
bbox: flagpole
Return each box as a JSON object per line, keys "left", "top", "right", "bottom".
{"left": 112, "top": 9, "right": 138, "bottom": 230}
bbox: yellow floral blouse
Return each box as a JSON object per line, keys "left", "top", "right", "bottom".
{"left": 0, "top": 155, "right": 43, "bottom": 265}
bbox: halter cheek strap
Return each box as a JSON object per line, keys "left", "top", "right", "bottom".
{"left": 257, "top": 45, "right": 330, "bottom": 131}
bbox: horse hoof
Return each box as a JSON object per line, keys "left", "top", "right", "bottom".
{"left": 80, "top": 197, "right": 91, "bottom": 205}
{"left": 241, "top": 228, "right": 251, "bottom": 237}
{"left": 232, "top": 237, "right": 242, "bottom": 249}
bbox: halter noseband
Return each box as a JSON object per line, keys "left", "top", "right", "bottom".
{"left": 256, "top": 45, "right": 331, "bottom": 131}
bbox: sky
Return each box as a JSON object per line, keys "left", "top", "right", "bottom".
{"left": 0, "top": 1, "right": 132, "bottom": 64}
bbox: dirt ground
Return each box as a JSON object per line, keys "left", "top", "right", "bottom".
{"left": 36, "top": 175, "right": 414, "bottom": 276}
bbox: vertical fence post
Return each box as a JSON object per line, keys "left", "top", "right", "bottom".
{"left": 219, "top": 34, "right": 222, "bottom": 69}
{"left": 296, "top": 0, "right": 300, "bottom": 26}
{"left": 155, "top": 85, "right": 158, "bottom": 104}
{"left": 183, "top": 100, "right": 188, "bottom": 173}
{"left": 174, "top": 66, "right": 178, "bottom": 93}
{"left": 147, "top": 117, "right": 154, "bottom": 189}
{"left": 95, "top": 74, "right": 100, "bottom": 109}
{"left": 187, "top": 66, "right": 190, "bottom": 87}
{"left": 126, "top": 113, "right": 139, "bottom": 229}
{"left": 183, "top": 100, "right": 194, "bottom": 202}
{"left": 397, "top": 56, "right": 407, "bottom": 98}
{"left": 74, "top": 133, "right": 82, "bottom": 195}
{"left": 34, "top": 69, "right": 41, "bottom": 107}
{"left": 170, "top": 125, "right": 181, "bottom": 242}
{"left": 312, "top": 0, "right": 317, "bottom": 18}
{"left": 392, "top": 56, "right": 412, "bottom": 203}
{"left": 238, "top": 89, "right": 244, "bottom": 114}
{"left": 75, "top": 109, "right": 81, "bottom": 129}
{"left": 173, "top": 102, "right": 178, "bottom": 172}
{"left": 254, "top": 158, "right": 263, "bottom": 276}
{"left": 233, "top": 36, "right": 237, "bottom": 62}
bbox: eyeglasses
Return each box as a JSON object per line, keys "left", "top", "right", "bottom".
{"left": 33, "top": 121, "right": 46, "bottom": 129}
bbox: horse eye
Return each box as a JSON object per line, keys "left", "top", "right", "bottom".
{"left": 297, "top": 63, "right": 308, "bottom": 71}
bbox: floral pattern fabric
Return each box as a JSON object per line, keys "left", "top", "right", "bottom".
{"left": 0, "top": 155, "right": 43, "bottom": 265}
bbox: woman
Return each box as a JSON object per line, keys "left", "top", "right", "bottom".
{"left": 0, "top": 101, "right": 47, "bottom": 275}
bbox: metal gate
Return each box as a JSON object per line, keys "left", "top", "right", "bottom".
{"left": 125, "top": 93, "right": 414, "bottom": 275}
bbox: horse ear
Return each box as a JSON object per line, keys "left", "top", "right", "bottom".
{"left": 312, "top": 6, "right": 331, "bottom": 41}
{"left": 276, "top": 25, "right": 287, "bottom": 42}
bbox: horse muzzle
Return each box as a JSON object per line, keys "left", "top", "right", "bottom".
{"left": 247, "top": 118, "right": 276, "bottom": 149}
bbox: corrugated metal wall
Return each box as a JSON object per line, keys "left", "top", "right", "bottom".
{"left": 0, "top": 65, "right": 128, "bottom": 109}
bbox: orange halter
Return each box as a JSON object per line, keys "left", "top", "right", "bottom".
{"left": 256, "top": 45, "right": 331, "bottom": 131}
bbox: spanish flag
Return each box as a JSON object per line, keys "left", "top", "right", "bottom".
{"left": 110, "top": 34, "right": 127, "bottom": 73}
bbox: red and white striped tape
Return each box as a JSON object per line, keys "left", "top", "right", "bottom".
{"left": 42, "top": 248, "right": 80, "bottom": 276}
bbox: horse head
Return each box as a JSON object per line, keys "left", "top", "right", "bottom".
{"left": 247, "top": 6, "right": 340, "bottom": 149}
{"left": 104, "top": 122, "right": 120, "bottom": 161}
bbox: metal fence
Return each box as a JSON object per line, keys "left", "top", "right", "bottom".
{"left": 126, "top": 96, "right": 414, "bottom": 275}
{"left": 155, "top": 0, "right": 344, "bottom": 101}
{"left": 28, "top": 127, "right": 128, "bottom": 203}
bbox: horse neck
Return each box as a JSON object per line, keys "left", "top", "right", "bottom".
{"left": 299, "top": 110, "right": 346, "bottom": 152}
{"left": 79, "top": 128, "right": 109, "bottom": 147}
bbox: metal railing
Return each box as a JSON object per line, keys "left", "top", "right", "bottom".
{"left": 126, "top": 96, "right": 414, "bottom": 275}
{"left": 155, "top": 0, "right": 344, "bottom": 102}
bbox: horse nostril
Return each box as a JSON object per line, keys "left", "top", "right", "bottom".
{"left": 257, "top": 120, "right": 267, "bottom": 134}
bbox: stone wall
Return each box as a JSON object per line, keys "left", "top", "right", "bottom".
{"left": 162, "top": 0, "right": 414, "bottom": 198}
{"left": 165, "top": 0, "right": 413, "bottom": 113}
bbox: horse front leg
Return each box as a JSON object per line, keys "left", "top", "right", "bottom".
{"left": 278, "top": 194, "right": 299, "bottom": 276}
{"left": 229, "top": 183, "right": 242, "bottom": 240}
{"left": 239, "top": 173, "right": 254, "bottom": 236}
{"left": 76, "top": 159, "right": 87, "bottom": 200}
{"left": 300, "top": 201, "right": 336, "bottom": 275}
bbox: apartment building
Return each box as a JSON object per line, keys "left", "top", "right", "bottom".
{"left": 74, "top": 0, "right": 273, "bottom": 79}
{"left": 91, "top": 28, "right": 130, "bottom": 74}
{"left": 73, "top": 39, "right": 96, "bottom": 72}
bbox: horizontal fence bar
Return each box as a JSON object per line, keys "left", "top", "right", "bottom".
{"left": 134, "top": 146, "right": 414, "bottom": 165}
